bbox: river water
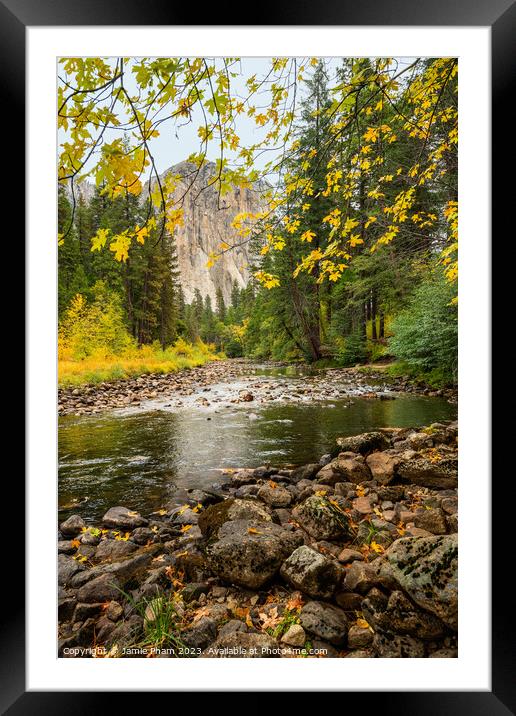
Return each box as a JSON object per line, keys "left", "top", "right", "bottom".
{"left": 58, "top": 364, "right": 456, "bottom": 522}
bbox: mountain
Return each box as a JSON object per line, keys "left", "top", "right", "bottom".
{"left": 155, "top": 161, "right": 268, "bottom": 305}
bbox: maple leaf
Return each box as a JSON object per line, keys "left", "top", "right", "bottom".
{"left": 258, "top": 607, "right": 282, "bottom": 631}
{"left": 248, "top": 527, "right": 263, "bottom": 535}
{"left": 181, "top": 524, "right": 193, "bottom": 533}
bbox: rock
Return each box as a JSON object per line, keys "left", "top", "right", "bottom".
{"left": 102, "top": 506, "right": 148, "bottom": 530}
{"left": 76, "top": 573, "right": 121, "bottom": 603}
{"left": 58, "top": 540, "right": 77, "bottom": 555}
{"left": 181, "top": 582, "right": 210, "bottom": 603}
{"left": 334, "top": 592, "right": 364, "bottom": 611}
{"left": 396, "top": 455, "right": 458, "bottom": 489}
{"left": 218, "top": 619, "right": 248, "bottom": 638}
{"left": 58, "top": 554, "right": 84, "bottom": 586}
{"left": 58, "top": 596, "right": 76, "bottom": 622}
{"left": 335, "top": 432, "right": 390, "bottom": 456}
{"left": 407, "top": 432, "right": 434, "bottom": 450}
{"left": 280, "top": 545, "right": 344, "bottom": 599}
{"left": 206, "top": 519, "right": 302, "bottom": 589}
{"left": 257, "top": 483, "right": 292, "bottom": 508}
{"left": 198, "top": 498, "right": 274, "bottom": 538}
{"left": 300, "top": 601, "right": 349, "bottom": 646}
{"left": 281, "top": 624, "right": 306, "bottom": 647}
{"left": 59, "top": 514, "right": 86, "bottom": 536}
{"left": 201, "top": 632, "right": 280, "bottom": 658}
{"left": 292, "top": 495, "right": 351, "bottom": 540}
{"left": 353, "top": 496, "right": 372, "bottom": 514}
{"left": 429, "top": 648, "right": 458, "bottom": 658}
{"left": 446, "top": 514, "right": 458, "bottom": 533}
{"left": 93, "top": 539, "right": 138, "bottom": 563}
{"left": 348, "top": 624, "right": 373, "bottom": 648}
{"left": 362, "top": 590, "right": 445, "bottom": 640}
{"left": 181, "top": 617, "right": 218, "bottom": 650}
{"left": 105, "top": 601, "right": 124, "bottom": 622}
{"left": 337, "top": 549, "right": 364, "bottom": 564}
{"left": 171, "top": 507, "right": 200, "bottom": 526}
{"left": 131, "top": 527, "right": 155, "bottom": 545}
{"left": 372, "top": 632, "right": 426, "bottom": 658}
{"left": 318, "top": 453, "right": 371, "bottom": 485}
{"left": 291, "top": 464, "right": 323, "bottom": 482}
{"left": 377, "top": 485, "right": 405, "bottom": 502}
{"left": 377, "top": 535, "right": 458, "bottom": 628}
{"left": 343, "top": 561, "right": 379, "bottom": 595}
{"left": 441, "top": 496, "right": 458, "bottom": 515}
{"left": 413, "top": 508, "right": 448, "bottom": 535}
{"left": 366, "top": 451, "right": 401, "bottom": 485}
{"left": 230, "top": 469, "right": 257, "bottom": 487}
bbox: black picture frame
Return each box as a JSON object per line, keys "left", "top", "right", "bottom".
{"left": 6, "top": 0, "right": 512, "bottom": 710}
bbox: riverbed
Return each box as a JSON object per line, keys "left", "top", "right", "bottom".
{"left": 58, "top": 362, "right": 456, "bottom": 522}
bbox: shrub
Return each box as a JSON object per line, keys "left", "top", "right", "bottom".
{"left": 388, "top": 272, "right": 457, "bottom": 384}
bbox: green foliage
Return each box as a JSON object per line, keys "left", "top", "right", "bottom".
{"left": 388, "top": 272, "right": 458, "bottom": 384}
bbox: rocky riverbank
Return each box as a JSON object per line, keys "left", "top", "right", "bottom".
{"left": 58, "top": 359, "right": 457, "bottom": 417}
{"left": 58, "top": 420, "right": 458, "bottom": 658}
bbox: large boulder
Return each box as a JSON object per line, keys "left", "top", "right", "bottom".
{"left": 198, "top": 498, "right": 275, "bottom": 539}
{"left": 396, "top": 455, "right": 458, "bottom": 489}
{"left": 292, "top": 495, "right": 352, "bottom": 540}
{"left": 377, "top": 534, "right": 458, "bottom": 629}
{"left": 335, "top": 432, "right": 390, "bottom": 456}
{"left": 206, "top": 519, "right": 302, "bottom": 589}
{"left": 299, "top": 601, "right": 349, "bottom": 646}
{"left": 102, "top": 506, "right": 148, "bottom": 530}
{"left": 280, "top": 546, "right": 344, "bottom": 599}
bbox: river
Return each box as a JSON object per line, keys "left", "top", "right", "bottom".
{"left": 58, "top": 363, "right": 457, "bottom": 522}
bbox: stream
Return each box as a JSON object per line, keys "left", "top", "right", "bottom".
{"left": 58, "top": 363, "right": 457, "bottom": 522}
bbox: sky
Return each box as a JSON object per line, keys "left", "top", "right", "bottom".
{"left": 58, "top": 56, "right": 417, "bottom": 189}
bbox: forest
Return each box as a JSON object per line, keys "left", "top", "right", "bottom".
{"left": 58, "top": 57, "right": 458, "bottom": 387}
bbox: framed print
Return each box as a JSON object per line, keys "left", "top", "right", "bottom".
{"left": 4, "top": 0, "right": 512, "bottom": 708}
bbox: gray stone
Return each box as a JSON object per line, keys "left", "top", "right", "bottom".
{"left": 292, "top": 495, "right": 351, "bottom": 540}
{"left": 281, "top": 624, "right": 306, "bottom": 647}
{"left": 300, "top": 601, "right": 349, "bottom": 646}
{"left": 396, "top": 456, "right": 458, "bottom": 489}
{"left": 257, "top": 483, "right": 292, "bottom": 508}
{"left": 198, "top": 498, "right": 274, "bottom": 538}
{"left": 76, "top": 573, "right": 121, "bottom": 603}
{"left": 348, "top": 624, "right": 373, "bottom": 648}
{"left": 343, "top": 561, "right": 379, "bottom": 595}
{"left": 102, "top": 506, "right": 148, "bottom": 530}
{"left": 181, "top": 617, "right": 217, "bottom": 650}
{"left": 335, "top": 432, "right": 390, "bottom": 456}
{"left": 59, "top": 514, "right": 86, "bottom": 536}
{"left": 93, "top": 539, "right": 138, "bottom": 563}
{"left": 206, "top": 519, "right": 303, "bottom": 589}
{"left": 414, "top": 508, "right": 448, "bottom": 535}
{"left": 280, "top": 545, "right": 344, "bottom": 599}
{"left": 377, "top": 534, "right": 458, "bottom": 629}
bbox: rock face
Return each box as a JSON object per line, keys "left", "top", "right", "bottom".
{"left": 155, "top": 161, "right": 268, "bottom": 304}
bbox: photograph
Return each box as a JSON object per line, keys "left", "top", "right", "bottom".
{"left": 56, "top": 54, "right": 460, "bottom": 660}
